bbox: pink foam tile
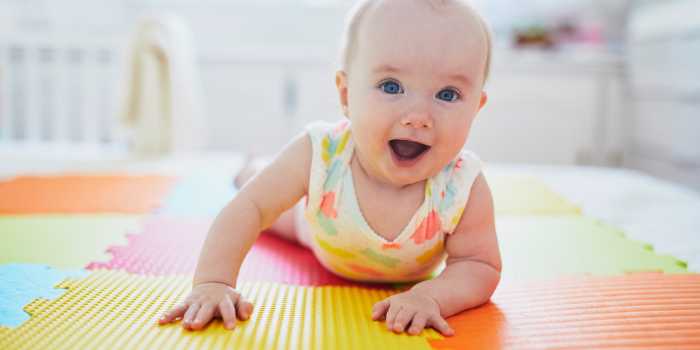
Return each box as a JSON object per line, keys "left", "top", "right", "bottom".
{"left": 87, "top": 217, "right": 357, "bottom": 286}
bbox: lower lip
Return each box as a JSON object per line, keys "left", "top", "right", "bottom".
{"left": 389, "top": 146, "right": 429, "bottom": 168}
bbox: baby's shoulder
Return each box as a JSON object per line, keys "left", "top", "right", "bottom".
{"left": 305, "top": 120, "right": 353, "bottom": 166}
{"left": 305, "top": 120, "right": 351, "bottom": 142}
{"left": 436, "top": 150, "right": 482, "bottom": 185}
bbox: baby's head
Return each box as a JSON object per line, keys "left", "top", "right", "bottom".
{"left": 335, "top": 0, "right": 491, "bottom": 186}
{"left": 339, "top": 0, "right": 492, "bottom": 85}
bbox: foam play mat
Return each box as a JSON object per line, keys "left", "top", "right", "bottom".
{"left": 429, "top": 273, "right": 700, "bottom": 349}
{"left": 497, "top": 215, "right": 688, "bottom": 283}
{"left": 1, "top": 172, "right": 698, "bottom": 349}
{"left": 0, "top": 264, "right": 87, "bottom": 327}
{"left": 87, "top": 216, "right": 357, "bottom": 286}
{"left": 0, "top": 271, "right": 440, "bottom": 350}
{"left": 0, "top": 175, "right": 176, "bottom": 214}
{"left": 488, "top": 176, "right": 581, "bottom": 215}
{"left": 0, "top": 215, "right": 141, "bottom": 268}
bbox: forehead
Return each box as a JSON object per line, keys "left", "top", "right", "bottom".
{"left": 354, "top": 0, "right": 487, "bottom": 80}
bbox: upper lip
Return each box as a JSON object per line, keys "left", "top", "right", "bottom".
{"left": 389, "top": 137, "right": 431, "bottom": 147}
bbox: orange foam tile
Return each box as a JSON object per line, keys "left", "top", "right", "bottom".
{"left": 0, "top": 175, "right": 177, "bottom": 214}
{"left": 430, "top": 273, "right": 700, "bottom": 350}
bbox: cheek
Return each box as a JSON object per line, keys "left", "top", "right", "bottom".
{"left": 439, "top": 116, "right": 473, "bottom": 148}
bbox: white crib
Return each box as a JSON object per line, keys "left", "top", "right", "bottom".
{"left": 0, "top": 36, "right": 127, "bottom": 158}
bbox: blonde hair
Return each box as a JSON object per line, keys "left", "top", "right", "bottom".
{"left": 338, "top": 0, "right": 492, "bottom": 85}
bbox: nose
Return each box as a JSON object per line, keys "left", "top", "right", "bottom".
{"left": 400, "top": 100, "right": 433, "bottom": 129}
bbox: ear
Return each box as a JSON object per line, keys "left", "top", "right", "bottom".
{"left": 478, "top": 90, "right": 488, "bottom": 110}
{"left": 335, "top": 70, "right": 349, "bottom": 117}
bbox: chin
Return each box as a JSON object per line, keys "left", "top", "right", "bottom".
{"left": 387, "top": 169, "right": 430, "bottom": 187}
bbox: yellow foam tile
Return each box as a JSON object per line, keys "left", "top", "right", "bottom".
{"left": 0, "top": 271, "right": 440, "bottom": 349}
{"left": 488, "top": 176, "right": 581, "bottom": 215}
{"left": 0, "top": 215, "right": 142, "bottom": 268}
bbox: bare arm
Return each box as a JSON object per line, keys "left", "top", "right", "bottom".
{"left": 372, "top": 173, "right": 501, "bottom": 336}
{"left": 411, "top": 173, "right": 502, "bottom": 316}
{"left": 193, "top": 132, "right": 311, "bottom": 286}
{"left": 159, "top": 132, "right": 311, "bottom": 330}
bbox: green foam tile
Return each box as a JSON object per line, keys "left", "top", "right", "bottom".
{"left": 497, "top": 215, "right": 688, "bottom": 284}
{"left": 0, "top": 215, "right": 142, "bottom": 269}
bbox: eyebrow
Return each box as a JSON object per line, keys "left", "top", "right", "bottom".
{"left": 372, "top": 64, "right": 473, "bottom": 87}
{"left": 372, "top": 64, "right": 402, "bottom": 74}
{"left": 446, "top": 73, "right": 473, "bottom": 87}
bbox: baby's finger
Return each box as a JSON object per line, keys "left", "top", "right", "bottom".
{"left": 392, "top": 308, "right": 417, "bottom": 333}
{"left": 182, "top": 303, "right": 201, "bottom": 329}
{"left": 219, "top": 295, "right": 237, "bottom": 330}
{"left": 407, "top": 313, "right": 429, "bottom": 335}
{"left": 190, "top": 303, "right": 216, "bottom": 330}
{"left": 371, "top": 300, "right": 390, "bottom": 320}
{"left": 236, "top": 299, "right": 253, "bottom": 321}
{"left": 429, "top": 315, "right": 454, "bottom": 337}
{"left": 385, "top": 305, "right": 402, "bottom": 330}
{"left": 159, "top": 303, "right": 188, "bottom": 324}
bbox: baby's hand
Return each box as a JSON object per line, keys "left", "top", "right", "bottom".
{"left": 371, "top": 290, "right": 454, "bottom": 336}
{"left": 158, "top": 282, "right": 253, "bottom": 331}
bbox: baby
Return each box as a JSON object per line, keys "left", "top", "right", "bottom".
{"left": 159, "top": 0, "right": 501, "bottom": 337}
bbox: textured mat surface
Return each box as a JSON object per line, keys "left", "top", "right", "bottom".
{"left": 88, "top": 216, "right": 364, "bottom": 286}
{"left": 86, "top": 216, "right": 688, "bottom": 286}
{"left": 0, "top": 175, "right": 176, "bottom": 214}
{"left": 0, "top": 215, "right": 141, "bottom": 268}
{"left": 0, "top": 271, "right": 439, "bottom": 350}
{"left": 497, "top": 216, "right": 688, "bottom": 283}
{"left": 87, "top": 217, "right": 358, "bottom": 286}
{"left": 430, "top": 273, "right": 700, "bottom": 349}
{"left": 0, "top": 264, "right": 87, "bottom": 327}
{"left": 489, "top": 176, "right": 581, "bottom": 215}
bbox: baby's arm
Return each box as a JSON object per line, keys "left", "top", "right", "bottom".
{"left": 372, "top": 173, "right": 501, "bottom": 336}
{"left": 159, "top": 132, "right": 311, "bottom": 330}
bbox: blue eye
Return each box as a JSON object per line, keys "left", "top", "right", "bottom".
{"left": 379, "top": 80, "right": 404, "bottom": 94}
{"left": 436, "top": 88, "right": 460, "bottom": 102}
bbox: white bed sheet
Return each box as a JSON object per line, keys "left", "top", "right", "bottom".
{"left": 2, "top": 153, "right": 698, "bottom": 272}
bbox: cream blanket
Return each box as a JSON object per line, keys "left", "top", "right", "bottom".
{"left": 120, "top": 13, "right": 205, "bottom": 156}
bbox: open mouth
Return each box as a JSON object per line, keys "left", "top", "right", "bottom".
{"left": 389, "top": 139, "right": 431, "bottom": 161}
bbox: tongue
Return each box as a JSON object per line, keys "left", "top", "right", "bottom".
{"left": 390, "top": 140, "right": 428, "bottom": 159}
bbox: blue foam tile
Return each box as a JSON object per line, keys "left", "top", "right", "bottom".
{"left": 0, "top": 264, "right": 87, "bottom": 327}
{"left": 159, "top": 172, "right": 237, "bottom": 216}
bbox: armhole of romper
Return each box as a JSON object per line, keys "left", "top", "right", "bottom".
{"left": 304, "top": 121, "right": 332, "bottom": 210}
{"left": 442, "top": 151, "right": 483, "bottom": 235}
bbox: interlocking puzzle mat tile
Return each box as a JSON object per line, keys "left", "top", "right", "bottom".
{"left": 489, "top": 176, "right": 581, "bottom": 215}
{"left": 430, "top": 273, "right": 700, "bottom": 350}
{"left": 88, "top": 215, "right": 688, "bottom": 286}
{"left": 0, "top": 175, "right": 176, "bottom": 214}
{"left": 0, "top": 215, "right": 141, "bottom": 268}
{"left": 0, "top": 271, "right": 439, "bottom": 350}
{"left": 0, "top": 264, "right": 87, "bottom": 327}
{"left": 87, "top": 217, "right": 357, "bottom": 286}
{"left": 497, "top": 216, "right": 688, "bottom": 284}
{"left": 159, "top": 172, "right": 237, "bottom": 216}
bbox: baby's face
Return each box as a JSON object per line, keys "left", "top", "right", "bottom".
{"left": 338, "top": 0, "right": 488, "bottom": 187}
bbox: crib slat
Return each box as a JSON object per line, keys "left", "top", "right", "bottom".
{"left": 38, "top": 47, "right": 54, "bottom": 142}
{"left": 53, "top": 47, "right": 68, "bottom": 144}
{"left": 0, "top": 44, "right": 12, "bottom": 142}
{"left": 82, "top": 48, "right": 98, "bottom": 145}
{"left": 98, "top": 49, "right": 116, "bottom": 145}
{"left": 67, "top": 48, "right": 82, "bottom": 143}
{"left": 25, "top": 46, "right": 41, "bottom": 143}
{"left": 10, "top": 45, "right": 26, "bottom": 142}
